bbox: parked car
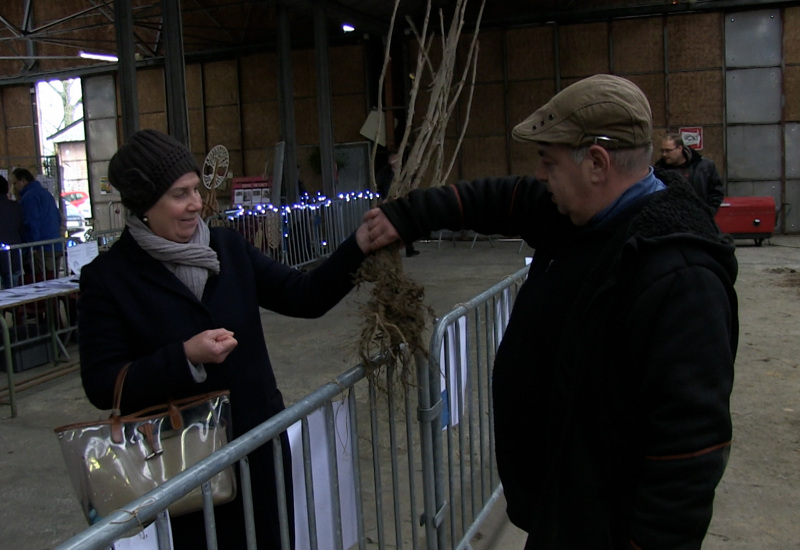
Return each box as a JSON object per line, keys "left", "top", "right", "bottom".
{"left": 61, "top": 190, "right": 91, "bottom": 219}
{"left": 63, "top": 200, "right": 89, "bottom": 242}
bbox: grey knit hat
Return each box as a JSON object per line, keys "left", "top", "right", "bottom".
{"left": 108, "top": 129, "right": 201, "bottom": 216}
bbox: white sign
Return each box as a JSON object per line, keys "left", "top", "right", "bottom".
{"left": 66, "top": 240, "right": 99, "bottom": 277}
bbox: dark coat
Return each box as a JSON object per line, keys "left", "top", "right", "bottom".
{"left": 78, "top": 226, "right": 366, "bottom": 549}
{"left": 655, "top": 147, "right": 724, "bottom": 211}
{"left": 379, "top": 173, "right": 738, "bottom": 549}
{"left": 0, "top": 195, "right": 24, "bottom": 278}
{"left": 17, "top": 179, "right": 62, "bottom": 243}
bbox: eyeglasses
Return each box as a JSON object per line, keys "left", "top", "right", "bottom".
{"left": 660, "top": 146, "right": 680, "bottom": 154}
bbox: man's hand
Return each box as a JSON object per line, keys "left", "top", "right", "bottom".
{"left": 184, "top": 328, "right": 238, "bottom": 365}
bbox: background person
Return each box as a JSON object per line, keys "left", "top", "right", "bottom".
{"left": 655, "top": 132, "right": 724, "bottom": 212}
{"left": 10, "top": 167, "right": 63, "bottom": 280}
{"left": 0, "top": 175, "right": 24, "bottom": 288}
{"left": 77, "top": 129, "right": 379, "bottom": 549}
{"left": 364, "top": 74, "right": 738, "bottom": 549}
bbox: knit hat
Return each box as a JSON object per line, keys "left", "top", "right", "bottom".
{"left": 511, "top": 74, "right": 652, "bottom": 149}
{"left": 108, "top": 129, "right": 201, "bottom": 216}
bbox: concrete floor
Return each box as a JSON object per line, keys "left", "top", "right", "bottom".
{"left": 2, "top": 235, "right": 799, "bottom": 549}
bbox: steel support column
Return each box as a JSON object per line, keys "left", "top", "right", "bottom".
{"left": 161, "top": 0, "right": 189, "bottom": 145}
{"left": 314, "top": 1, "right": 336, "bottom": 197}
{"left": 277, "top": 4, "right": 298, "bottom": 206}
{"left": 115, "top": 0, "right": 139, "bottom": 141}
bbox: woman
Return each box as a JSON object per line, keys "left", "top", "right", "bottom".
{"left": 77, "top": 129, "right": 376, "bottom": 548}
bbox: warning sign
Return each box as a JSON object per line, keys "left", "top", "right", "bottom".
{"left": 679, "top": 127, "right": 703, "bottom": 150}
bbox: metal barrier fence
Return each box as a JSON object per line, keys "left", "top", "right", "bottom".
{"left": 206, "top": 192, "right": 376, "bottom": 269}
{"left": 53, "top": 264, "right": 530, "bottom": 550}
{"left": 0, "top": 237, "right": 78, "bottom": 353}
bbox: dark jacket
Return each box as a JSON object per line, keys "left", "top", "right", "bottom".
{"left": 17, "top": 179, "right": 62, "bottom": 243}
{"left": 78, "top": 226, "right": 367, "bottom": 549}
{"left": 655, "top": 147, "right": 724, "bottom": 211}
{"left": 379, "top": 174, "right": 738, "bottom": 549}
{"left": 0, "top": 195, "right": 24, "bottom": 278}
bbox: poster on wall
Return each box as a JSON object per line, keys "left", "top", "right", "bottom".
{"left": 680, "top": 127, "right": 703, "bottom": 150}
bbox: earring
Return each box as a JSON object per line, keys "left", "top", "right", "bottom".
{"left": 142, "top": 216, "right": 149, "bottom": 223}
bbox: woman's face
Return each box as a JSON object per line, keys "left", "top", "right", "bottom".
{"left": 144, "top": 172, "right": 203, "bottom": 243}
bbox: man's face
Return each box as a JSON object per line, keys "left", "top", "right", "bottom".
{"left": 9, "top": 175, "right": 23, "bottom": 196}
{"left": 534, "top": 144, "right": 594, "bottom": 226}
{"left": 660, "top": 139, "right": 684, "bottom": 166}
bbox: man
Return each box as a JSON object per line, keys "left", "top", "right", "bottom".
{"left": 655, "top": 132, "right": 724, "bottom": 211}
{"left": 365, "top": 74, "right": 738, "bottom": 549}
{"left": 11, "top": 167, "right": 63, "bottom": 279}
{"left": 0, "top": 175, "right": 24, "bottom": 288}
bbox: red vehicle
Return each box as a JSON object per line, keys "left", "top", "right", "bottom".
{"left": 61, "top": 190, "right": 91, "bottom": 219}
{"left": 714, "top": 196, "right": 776, "bottom": 246}
{"left": 61, "top": 190, "right": 89, "bottom": 208}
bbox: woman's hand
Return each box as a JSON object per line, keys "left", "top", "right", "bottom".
{"left": 356, "top": 208, "right": 402, "bottom": 253}
{"left": 184, "top": 328, "right": 238, "bottom": 365}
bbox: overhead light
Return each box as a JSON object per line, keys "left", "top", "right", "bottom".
{"left": 341, "top": 23, "right": 355, "bottom": 33}
{"left": 78, "top": 51, "right": 119, "bottom": 62}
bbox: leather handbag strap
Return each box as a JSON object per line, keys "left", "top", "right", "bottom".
{"left": 110, "top": 364, "right": 131, "bottom": 444}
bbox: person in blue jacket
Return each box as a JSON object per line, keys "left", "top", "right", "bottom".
{"left": 11, "top": 167, "right": 63, "bottom": 279}
{"left": 364, "top": 75, "right": 738, "bottom": 549}
{"left": 77, "top": 129, "right": 379, "bottom": 549}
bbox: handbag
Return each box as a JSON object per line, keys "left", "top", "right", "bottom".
{"left": 54, "top": 364, "right": 237, "bottom": 524}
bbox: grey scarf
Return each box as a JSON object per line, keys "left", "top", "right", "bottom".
{"left": 127, "top": 213, "right": 220, "bottom": 300}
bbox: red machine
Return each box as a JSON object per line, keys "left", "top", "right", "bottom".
{"left": 715, "top": 196, "right": 776, "bottom": 246}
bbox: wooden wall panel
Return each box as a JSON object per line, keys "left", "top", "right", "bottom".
{"left": 613, "top": 18, "right": 663, "bottom": 73}
{"left": 243, "top": 148, "right": 268, "bottom": 178}
{"left": 6, "top": 127, "right": 36, "bottom": 161}
{"left": 559, "top": 22, "right": 610, "bottom": 78}
{"left": 138, "top": 113, "right": 168, "bottom": 134}
{"left": 186, "top": 64, "right": 204, "bottom": 109}
{"left": 242, "top": 101, "right": 280, "bottom": 149}
{"left": 1, "top": 85, "right": 36, "bottom": 166}
{"left": 292, "top": 50, "right": 317, "bottom": 98}
{"left": 463, "top": 30, "right": 504, "bottom": 83}
{"left": 240, "top": 52, "right": 278, "bottom": 103}
{"left": 786, "top": 65, "right": 800, "bottom": 122}
{"left": 137, "top": 69, "right": 166, "bottom": 115}
{"left": 294, "top": 97, "right": 318, "bottom": 144}
{"left": 462, "top": 83, "right": 506, "bottom": 137}
{"left": 204, "top": 60, "right": 239, "bottom": 107}
{"left": 332, "top": 94, "right": 365, "bottom": 143}
{"left": 667, "top": 13, "right": 723, "bottom": 71}
{"left": 626, "top": 73, "right": 666, "bottom": 129}
{"left": 330, "top": 45, "right": 365, "bottom": 96}
{"left": 786, "top": 7, "right": 800, "bottom": 64}
{"left": 460, "top": 135, "right": 507, "bottom": 179}
{"left": 506, "top": 26, "right": 555, "bottom": 81}
{"left": 506, "top": 80, "right": 556, "bottom": 132}
{"left": 205, "top": 105, "right": 242, "bottom": 175}
{"left": 188, "top": 107, "right": 206, "bottom": 156}
{"left": 668, "top": 69, "right": 723, "bottom": 126}
{"left": 3, "top": 86, "right": 33, "bottom": 127}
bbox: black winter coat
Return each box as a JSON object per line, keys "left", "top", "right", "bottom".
{"left": 655, "top": 147, "right": 724, "bottom": 211}
{"left": 379, "top": 174, "right": 738, "bottom": 549}
{"left": 78, "top": 226, "right": 366, "bottom": 549}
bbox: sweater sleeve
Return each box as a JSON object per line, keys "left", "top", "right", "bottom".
{"left": 378, "top": 175, "right": 558, "bottom": 247}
